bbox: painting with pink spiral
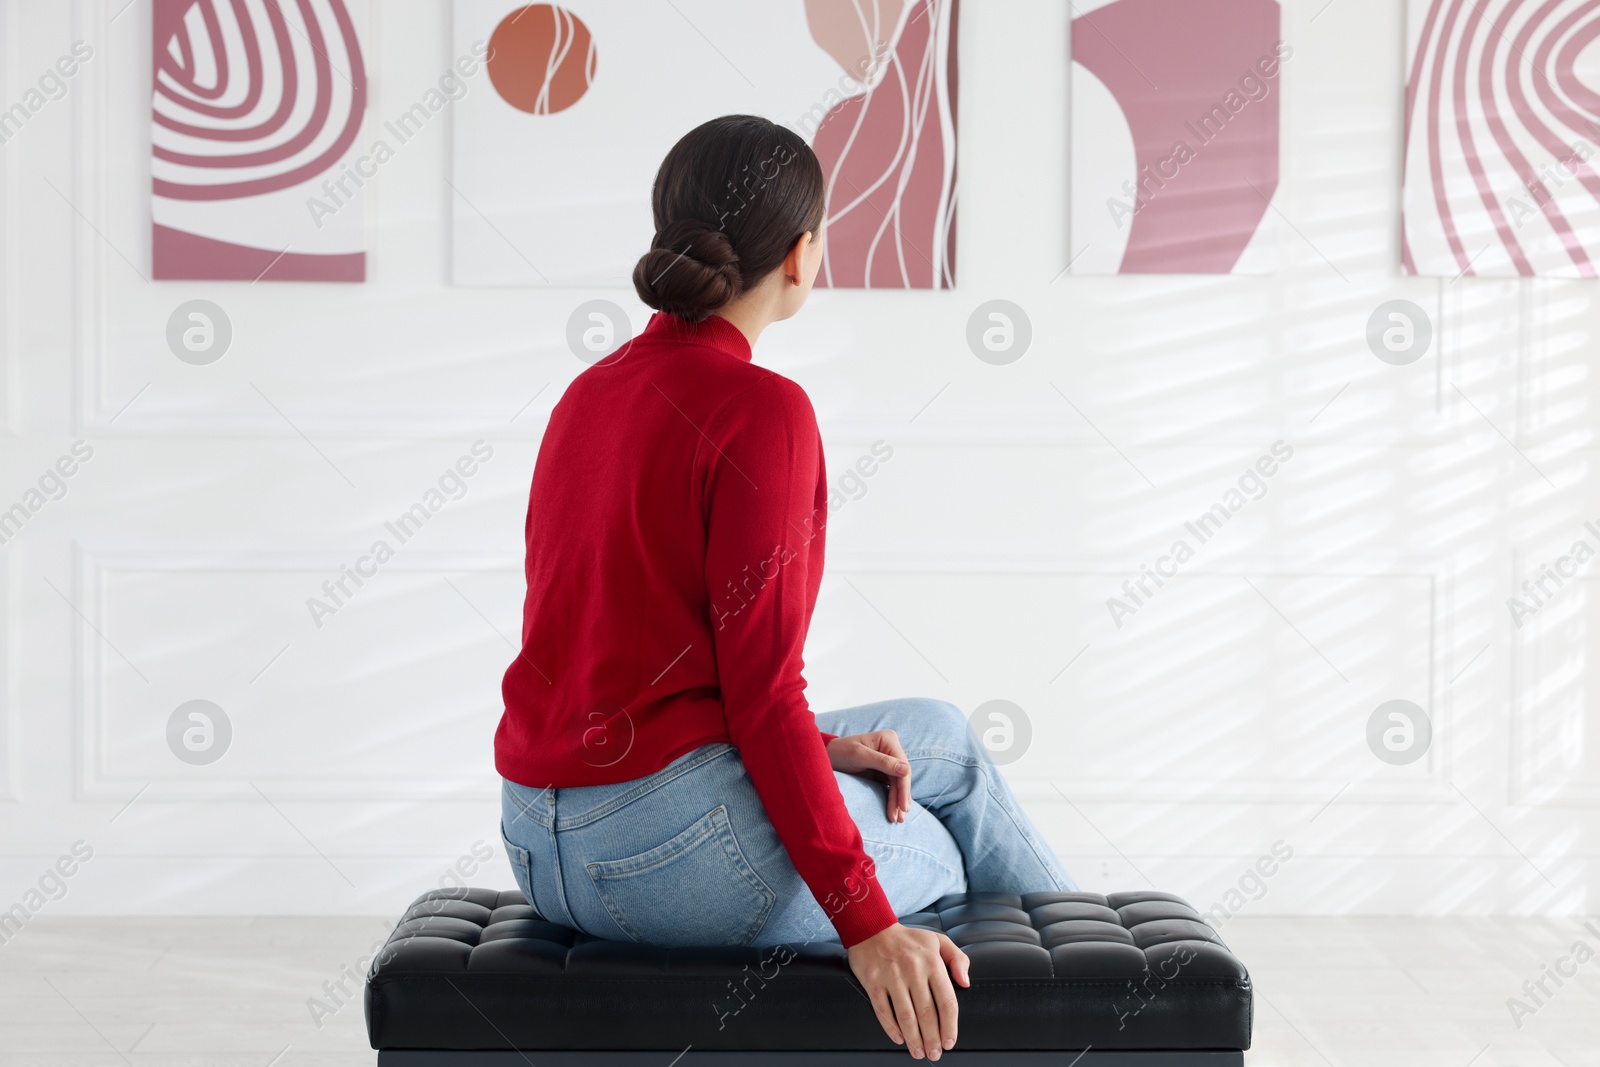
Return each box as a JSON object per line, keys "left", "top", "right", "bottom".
{"left": 450, "top": 0, "right": 958, "bottom": 288}
{"left": 152, "top": 0, "right": 369, "bottom": 282}
{"left": 1402, "top": 0, "right": 1600, "bottom": 278}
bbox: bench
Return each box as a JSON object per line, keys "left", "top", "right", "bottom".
{"left": 365, "top": 887, "right": 1252, "bottom": 1065}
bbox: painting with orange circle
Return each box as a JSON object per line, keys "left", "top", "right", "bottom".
{"left": 487, "top": 4, "right": 597, "bottom": 115}
{"left": 451, "top": 0, "right": 959, "bottom": 288}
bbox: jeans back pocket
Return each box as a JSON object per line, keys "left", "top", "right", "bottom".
{"left": 583, "top": 805, "right": 776, "bottom": 946}
{"left": 500, "top": 830, "right": 539, "bottom": 915}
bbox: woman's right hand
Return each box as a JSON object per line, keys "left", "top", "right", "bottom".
{"left": 846, "top": 922, "right": 971, "bottom": 1059}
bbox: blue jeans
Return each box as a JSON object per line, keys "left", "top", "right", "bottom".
{"left": 499, "top": 697, "right": 1076, "bottom": 946}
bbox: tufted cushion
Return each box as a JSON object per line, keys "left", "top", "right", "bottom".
{"left": 365, "top": 887, "right": 1251, "bottom": 1053}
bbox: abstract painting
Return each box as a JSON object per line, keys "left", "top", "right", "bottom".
{"left": 1069, "top": 0, "right": 1284, "bottom": 275}
{"left": 806, "top": 0, "right": 958, "bottom": 288}
{"left": 1403, "top": 0, "right": 1600, "bottom": 278}
{"left": 450, "top": 0, "right": 958, "bottom": 288}
{"left": 152, "top": 0, "right": 369, "bottom": 282}
{"left": 484, "top": 3, "right": 597, "bottom": 115}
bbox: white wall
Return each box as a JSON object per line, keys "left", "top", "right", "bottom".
{"left": 0, "top": 0, "right": 1595, "bottom": 921}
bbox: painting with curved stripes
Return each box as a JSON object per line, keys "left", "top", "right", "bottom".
{"left": 450, "top": 0, "right": 958, "bottom": 288}
{"left": 1069, "top": 0, "right": 1284, "bottom": 275}
{"left": 152, "top": 0, "right": 369, "bottom": 282}
{"left": 1403, "top": 0, "right": 1600, "bottom": 278}
{"left": 808, "top": 0, "right": 958, "bottom": 288}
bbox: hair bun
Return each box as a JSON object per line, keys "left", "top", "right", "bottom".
{"left": 632, "top": 218, "right": 743, "bottom": 323}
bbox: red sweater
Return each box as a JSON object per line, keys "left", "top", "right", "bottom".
{"left": 494, "top": 311, "right": 898, "bottom": 947}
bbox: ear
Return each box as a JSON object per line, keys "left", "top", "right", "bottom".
{"left": 783, "top": 230, "right": 813, "bottom": 285}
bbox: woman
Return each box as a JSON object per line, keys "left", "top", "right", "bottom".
{"left": 496, "top": 114, "right": 1075, "bottom": 1061}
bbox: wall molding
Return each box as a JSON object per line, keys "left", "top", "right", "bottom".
{"left": 1, "top": 0, "right": 17, "bottom": 437}
{"left": 0, "top": 546, "right": 16, "bottom": 802}
{"left": 1509, "top": 557, "right": 1600, "bottom": 807}
{"left": 73, "top": 543, "right": 521, "bottom": 802}
{"left": 70, "top": 0, "right": 123, "bottom": 439}
{"left": 59, "top": 0, "right": 1477, "bottom": 448}
{"left": 0, "top": 0, "right": 18, "bottom": 804}
{"left": 829, "top": 553, "right": 1452, "bottom": 804}
{"left": 69, "top": 545, "right": 1450, "bottom": 807}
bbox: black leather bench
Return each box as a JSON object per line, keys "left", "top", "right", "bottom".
{"left": 366, "top": 887, "right": 1252, "bottom": 1065}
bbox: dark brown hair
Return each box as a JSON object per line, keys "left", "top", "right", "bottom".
{"left": 632, "top": 115, "right": 827, "bottom": 323}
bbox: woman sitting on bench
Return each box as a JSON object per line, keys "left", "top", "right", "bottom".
{"left": 495, "top": 114, "right": 1077, "bottom": 1063}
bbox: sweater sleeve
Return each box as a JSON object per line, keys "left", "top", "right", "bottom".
{"left": 703, "top": 375, "right": 898, "bottom": 947}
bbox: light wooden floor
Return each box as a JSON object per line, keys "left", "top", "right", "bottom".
{"left": 1, "top": 916, "right": 1596, "bottom": 1065}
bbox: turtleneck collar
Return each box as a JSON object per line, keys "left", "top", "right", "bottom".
{"left": 640, "top": 311, "right": 753, "bottom": 363}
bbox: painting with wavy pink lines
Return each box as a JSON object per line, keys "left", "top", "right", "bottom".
{"left": 1069, "top": 0, "right": 1284, "bottom": 275}
{"left": 152, "top": 0, "right": 368, "bottom": 282}
{"left": 449, "top": 1, "right": 957, "bottom": 288}
{"left": 808, "top": 0, "right": 959, "bottom": 288}
{"left": 1403, "top": 0, "right": 1600, "bottom": 277}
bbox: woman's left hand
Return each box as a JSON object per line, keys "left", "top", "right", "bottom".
{"left": 826, "top": 731, "right": 912, "bottom": 823}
